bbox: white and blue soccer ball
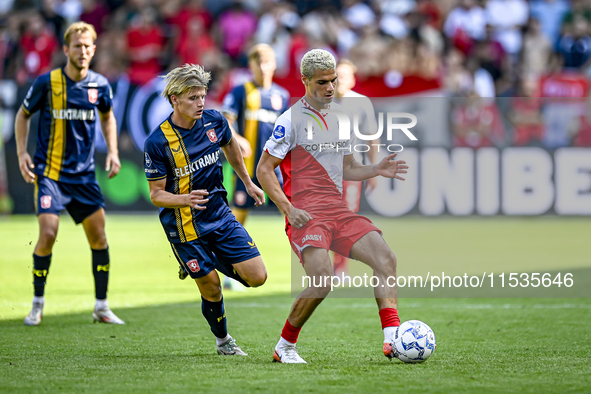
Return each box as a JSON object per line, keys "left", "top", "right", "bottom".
{"left": 394, "top": 320, "right": 436, "bottom": 363}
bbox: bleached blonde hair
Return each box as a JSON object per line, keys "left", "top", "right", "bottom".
{"left": 161, "top": 64, "right": 211, "bottom": 106}
{"left": 300, "top": 49, "right": 336, "bottom": 79}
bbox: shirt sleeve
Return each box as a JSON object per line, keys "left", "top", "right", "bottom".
{"left": 264, "top": 112, "right": 294, "bottom": 160}
{"left": 217, "top": 111, "right": 233, "bottom": 147}
{"left": 97, "top": 82, "right": 114, "bottom": 113}
{"left": 21, "top": 76, "right": 46, "bottom": 115}
{"left": 144, "top": 135, "right": 168, "bottom": 181}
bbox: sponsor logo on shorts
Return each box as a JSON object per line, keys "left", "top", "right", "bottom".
{"left": 248, "top": 241, "right": 256, "bottom": 248}
{"left": 206, "top": 129, "right": 218, "bottom": 143}
{"left": 302, "top": 234, "right": 322, "bottom": 244}
{"left": 40, "top": 195, "right": 52, "bottom": 209}
{"left": 186, "top": 259, "right": 200, "bottom": 273}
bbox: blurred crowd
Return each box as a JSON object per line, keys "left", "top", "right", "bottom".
{"left": 0, "top": 0, "right": 590, "bottom": 151}
{"left": 3, "top": 0, "right": 591, "bottom": 97}
{"left": 0, "top": 0, "right": 589, "bottom": 215}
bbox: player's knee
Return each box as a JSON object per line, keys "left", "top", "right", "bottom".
{"left": 86, "top": 230, "right": 107, "bottom": 249}
{"left": 88, "top": 236, "right": 108, "bottom": 250}
{"left": 200, "top": 283, "right": 223, "bottom": 301}
{"left": 245, "top": 270, "right": 267, "bottom": 288}
{"left": 39, "top": 226, "right": 58, "bottom": 244}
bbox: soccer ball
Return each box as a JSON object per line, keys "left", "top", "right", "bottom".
{"left": 394, "top": 320, "right": 436, "bottom": 363}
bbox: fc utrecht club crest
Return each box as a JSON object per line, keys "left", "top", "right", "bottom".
{"left": 186, "top": 259, "right": 200, "bottom": 273}
{"left": 40, "top": 195, "right": 52, "bottom": 209}
{"left": 206, "top": 129, "right": 218, "bottom": 143}
{"left": 87, "top": 88, "right": 98, "bottom": 104}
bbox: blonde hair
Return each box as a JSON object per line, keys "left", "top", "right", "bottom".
{"left": 248, "top": 43, "right": 275, "bottom": 63}
{"left": 64, "top": 22, "right": 97, "bottom": 46}
{"left": 336, "top": 59, "right": 357, "bottom": 73}
{"left": 161, "top": 64, "right": 212, "bottom": 106}
{"left": 300, "top": 49, "right": 336, "bottom": 79}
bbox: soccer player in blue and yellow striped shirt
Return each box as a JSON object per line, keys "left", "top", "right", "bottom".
{"left": 15, "top": 22, "right": 124, "bottom": 326}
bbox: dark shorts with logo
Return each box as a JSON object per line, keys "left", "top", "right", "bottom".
{"left": 35, "top": 175, "right": 105, "bottom": 224}
{"left": 170, "top": 218, "right": 261, "bottom": 279}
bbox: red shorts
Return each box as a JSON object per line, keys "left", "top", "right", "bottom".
{"left": 286, "top": 203, "right": 381, "bottom": 261}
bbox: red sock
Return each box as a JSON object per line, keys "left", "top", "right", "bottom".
{"left": 379, "top": 308, "right": 400, "bottom": 329}
{"left": 281, "top": 319, "right": 302, "bottom": 343}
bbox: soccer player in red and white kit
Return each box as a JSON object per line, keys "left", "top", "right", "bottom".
{"left": 257, "top": 49, "right": 408, "bottom": 363}
{"left": 332, "top": 59, "right": 378, "bottom": 277}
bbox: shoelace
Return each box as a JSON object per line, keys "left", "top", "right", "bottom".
{"left": 220, "top": 338, "right": 237, "bottom": 352}
{"left": 280, "top": 345, "right": 301, "bottom": 362}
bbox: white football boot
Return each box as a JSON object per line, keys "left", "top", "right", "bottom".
{"left": 217, "top": 336, "right": 248, "bottom": 356}
{"left": 93, "top": 307, "right": 125, "bottom": 324}
{"left": 24, "top": 302, "right": 44, "bottom": 326}
{"left": 273, "top": 342, "right": 307, "bottom": 364}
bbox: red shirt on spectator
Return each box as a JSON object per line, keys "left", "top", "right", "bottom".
{"left": 176, "top": 18, "right": 216, "bottom": 65}
{"left": 126, "top": 20, "right": 165, "bottom": 86}
{"left": 20, "top": 29, "right": 58, "bottom": 80}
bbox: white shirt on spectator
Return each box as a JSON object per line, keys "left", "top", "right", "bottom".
{"left": 486, "top": 0, "right": 529, "bottom": 55}
{"left": 343, "top": 1, "right": 376, "bottom": 29}
{"left": 444, "top": 5, "right": 487, "bottom": 41}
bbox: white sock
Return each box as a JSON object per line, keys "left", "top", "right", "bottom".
{"left": 384, "top": 326, "right": 398, "bottom": 343}
{"left": 216, "top": 334, "right": 231, "bottom": 346}
{"left": 277, "top": 336, "right": 296, "bottom": 350}
{"left": 95, "top": 299, "right": 108, "bottom": 310}
{"left": 33, "top": 296, "right": 45, "bottom": 305}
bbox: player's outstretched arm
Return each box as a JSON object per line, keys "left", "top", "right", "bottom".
{"left": 343, "top": 153, "right": 408, "bottom": 182}
{"left": 375, "top": 152, "right": 408, "bottom": 181}
{"left": 15, "top": 107, "right": 35, "bottom": 183}
{"left": 99, "top": 110, "right": 121, "bottom": 179}
{"left": 148, "top": 178, "right": 209, "bottom": 210}
{"left": 222, "top": 137, "right": 265, "bottom": 206}
{"left": 256, "top": 151, "right": 312, "bottom": 227}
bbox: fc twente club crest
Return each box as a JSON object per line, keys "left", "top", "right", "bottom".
{"left": 87, "top": 88, "right": 98, "bottom": 104}
{"left": 207, "top": 129, "right": 218, "bottom": 143}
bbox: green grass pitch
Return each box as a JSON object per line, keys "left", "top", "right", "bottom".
{"left": 0, "top": 214, "right": 590, "bottom": 393}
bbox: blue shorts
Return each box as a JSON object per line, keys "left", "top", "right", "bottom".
{"left": 233, "top": 167, "right": 282, "bottom": 209}
{"left": 170, "top": 219, "right": 260, "bottom": 279}
{"left": 35, "top": 175, "right": 105, "bottom": 224}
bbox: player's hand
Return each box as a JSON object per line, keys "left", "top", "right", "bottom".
{"left": 289, "top": 207, "right": 313, "bottom": 229}
{"left": 188, "top": 189, "right": 209, "bottom": 210}
{"left": 236, "top": 134, "right": 253, "bottom": 158}
{"left": 18, "top": 152, "right": 35, "bottom": 183}
{"left": 376, "top": 153, "right": 408, "bottom": 181}
{"left": 245, "top": 183, "right": 265, "bottom": 206}
{"left": 105, "top": 153, "right": 121, "bottom": 179}
{"left": 365, "top": 177, "right": 378, "bottom": 194}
